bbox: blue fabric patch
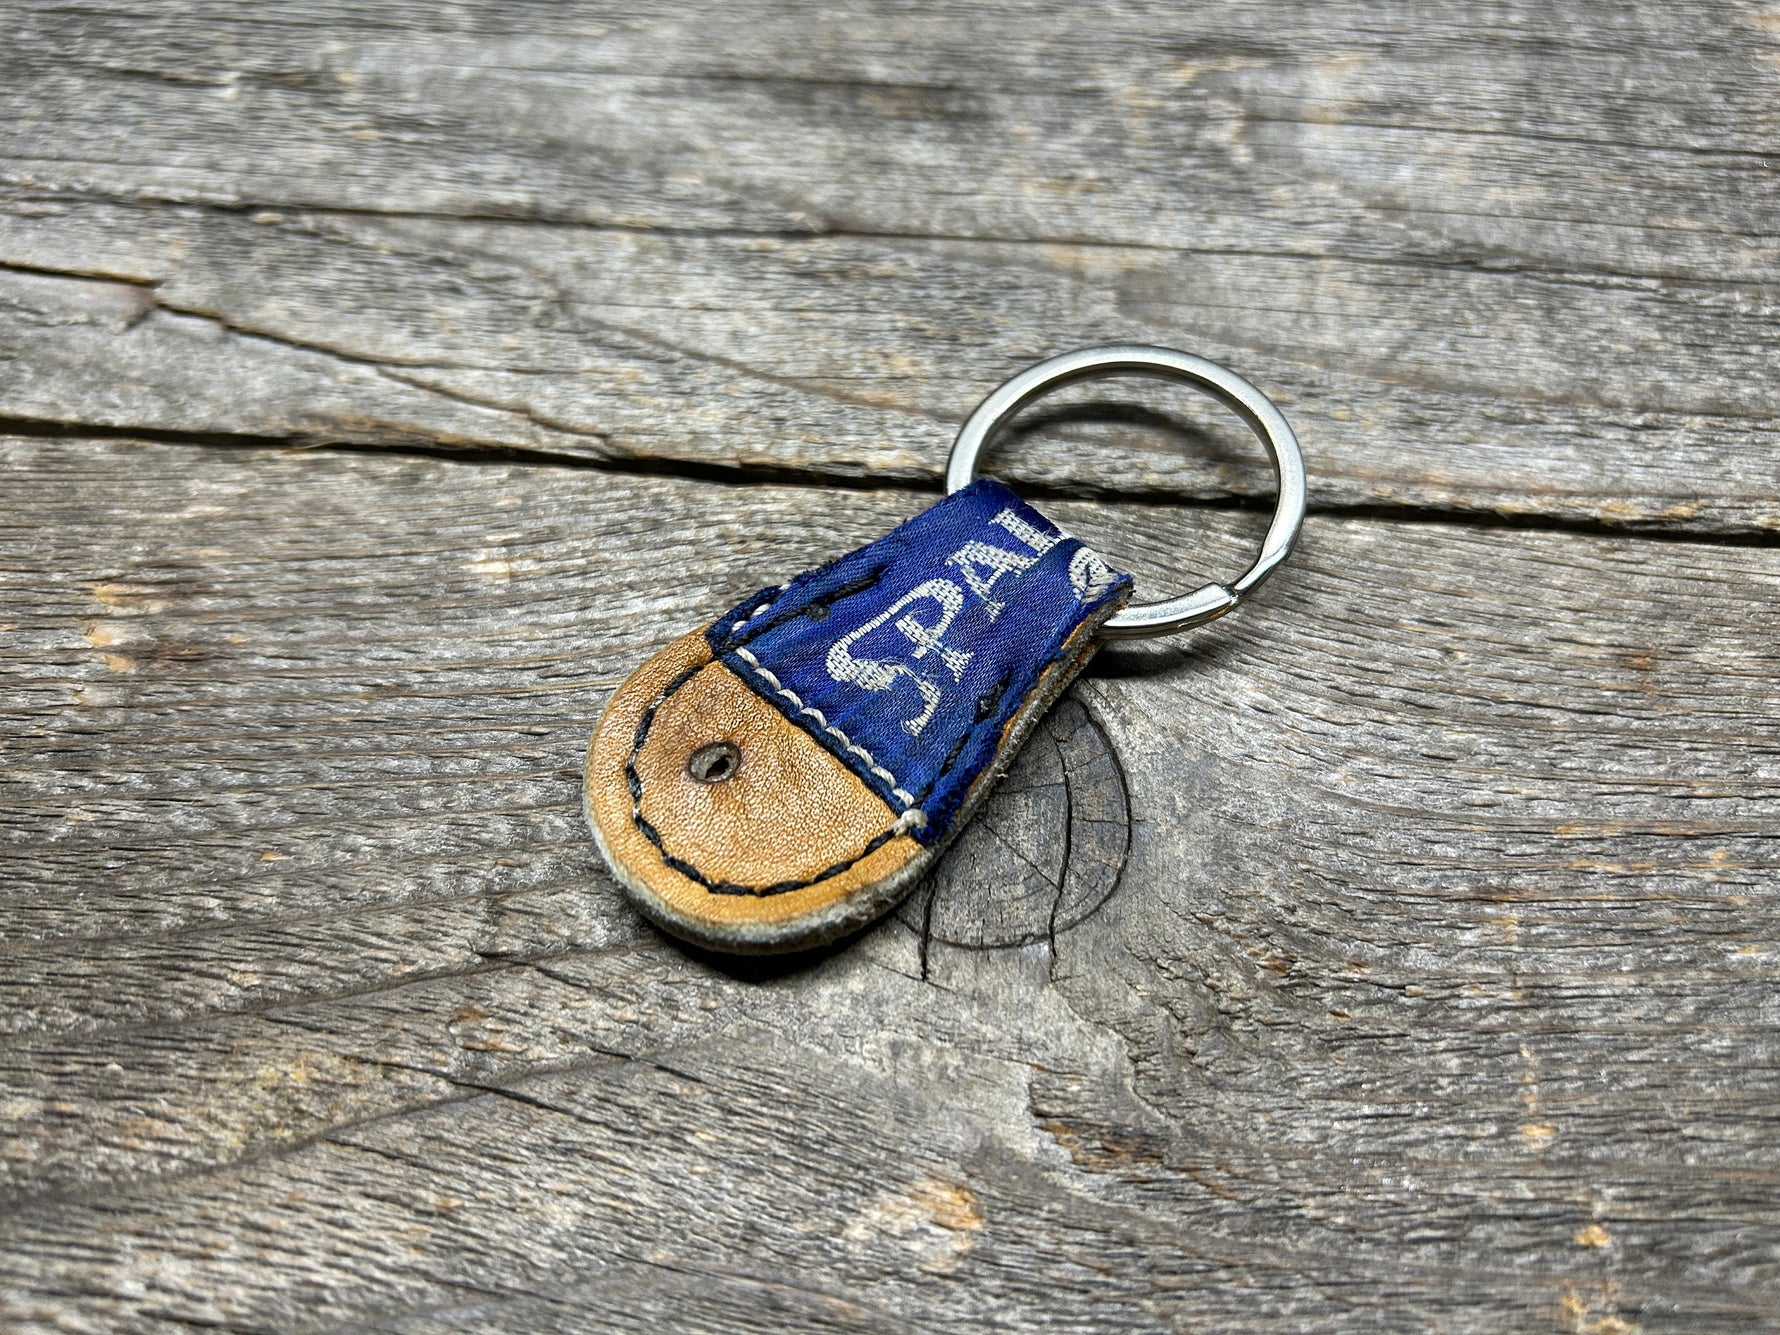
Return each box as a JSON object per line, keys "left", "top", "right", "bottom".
{"left": 706, "top": 479, "right": 1132, "bottom": 845}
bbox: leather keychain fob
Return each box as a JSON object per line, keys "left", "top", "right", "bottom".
{"left": 586, "top": 346, "right": 1306, "bottom": 953}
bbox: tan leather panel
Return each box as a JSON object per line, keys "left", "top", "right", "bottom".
{"left": 633, "top": 659, "right": 904, "bottom": 887}
{"left": 585, "top": 631, "right": 922, "bottom": 949}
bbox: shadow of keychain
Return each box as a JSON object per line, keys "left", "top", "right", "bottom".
{"left": 586, "top": 346, "right": 1307, "bottom": 953}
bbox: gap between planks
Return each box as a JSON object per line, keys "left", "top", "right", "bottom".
{"left": 6, "top": 423, "right": 1776, "bottom": 552}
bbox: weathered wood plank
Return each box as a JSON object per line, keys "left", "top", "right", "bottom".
{"left": 8, "top": 2, "right": 1778, "bottom": 267}
{"left": 3, "top": 438, "right": 1776, "bottom": 1331}
{"left": 2, "top": 0, "right": 1778, "bottom": 532}
{"left": 6, "top": 1, "right": 1780, "bottom": 1329}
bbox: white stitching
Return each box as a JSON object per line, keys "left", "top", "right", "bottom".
{"left": 730, "top": 600, "right": 776, "bottom": 634}
{"left": 731, "top": 645, "right": 923, "bottom": 816}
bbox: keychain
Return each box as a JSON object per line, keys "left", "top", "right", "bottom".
{"left": 586, "top": 346, "right": 1307, "bottom": 953}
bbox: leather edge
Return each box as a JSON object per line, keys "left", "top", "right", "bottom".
{"left": 586, "top": 593, "right": 1121, "bottom": 955}
{"left": 585, "top": 631, "right": 927, "bottom": 954}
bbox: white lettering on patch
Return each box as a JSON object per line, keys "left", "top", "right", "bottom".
{"left": 990, "top": 508, "right": 1059, "bottom": 556}
{"left": 826, "top": 578, "right": 971, "bottom": 737}
{"left": 945, "top": 540, "right": 1037, "bottom": 618}
{"left": 1068, "top": 546, "right": 1120, "bottom": 602}
{"left": 819, "top": 508, "right": 1106, "bottom": 738}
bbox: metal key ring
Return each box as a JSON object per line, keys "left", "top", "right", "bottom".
{"left": 945, "top": 345, "right": 1307, "bottom": 639}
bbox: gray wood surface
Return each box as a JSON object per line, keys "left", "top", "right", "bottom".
{"left": 2, "top": 3, "right": 1778, "bottom": 1331}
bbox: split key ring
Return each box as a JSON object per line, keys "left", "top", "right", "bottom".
{"left": 945, "top": 345, "right": 1308, "bottom": 639}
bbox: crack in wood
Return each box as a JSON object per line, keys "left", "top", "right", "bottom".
{"left": 5, "top": 413, "right": 1771, "bottom": 548}
{"left": 5, "top": 6, "right": 1780, "bottom": 1325}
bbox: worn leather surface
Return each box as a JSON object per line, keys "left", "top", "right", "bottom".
{"left": 586, "top": 631, "right": 923, "bottom": 951}
{"left": 588, "top": 605, "right": 1120, "bottom": 953}
{"left": 635, "top": 657, "right": 910, "bottom": 887}
{"left": 585, "top": 483, "right": 1134, "bottom": 953}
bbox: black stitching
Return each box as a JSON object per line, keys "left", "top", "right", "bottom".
{"left": 710, "top": 565, "right": 887, "bottom": 652}
{"left": 625, "top": 661, "right": 906, "bottom": 898}
{"left": 917, "top": 671, "right": 1010, "bottom": 805}
{"left": 644, "top": 820, "right": 906, "bottom": 898}
{"left": 704, "top": 557, "right": 922, "bottom": 812}
{"left": 641, "top": 532, "right": 1128, "bottom": 891}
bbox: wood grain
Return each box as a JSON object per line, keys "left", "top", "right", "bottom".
{"left": 2, "top": 1, "right": 1779, "bottom": 532}
{"left": 3, "top": 438, "right": 1777, "bottom": 1332}
{"left": 3, "top": 1, "right": 1779, "bottom": 1330}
